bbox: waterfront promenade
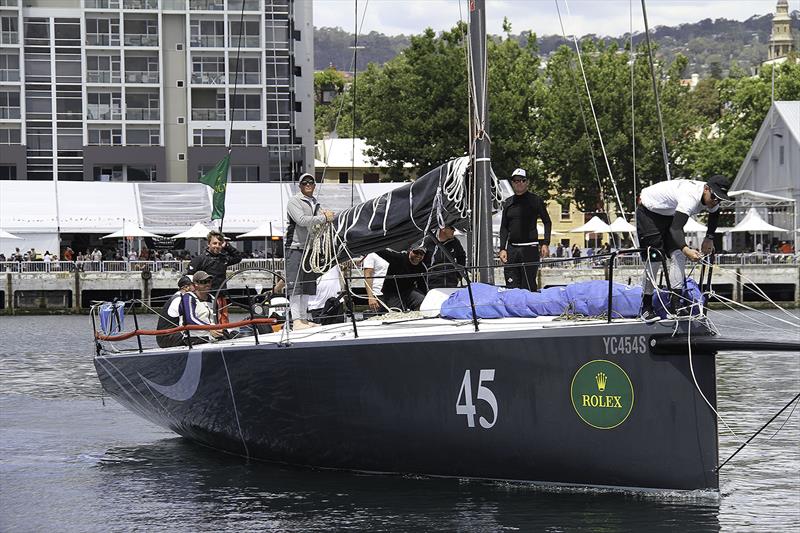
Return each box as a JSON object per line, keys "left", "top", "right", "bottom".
{"left": 2, "top": 254, "right": 798, "bottom": 313}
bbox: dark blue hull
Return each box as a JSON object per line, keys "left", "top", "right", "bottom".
{"left": 94, "top": 320, "right": 719, "bottom": 491}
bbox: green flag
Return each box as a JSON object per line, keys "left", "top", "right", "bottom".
{"left": 199, "top": 154, "right": 230, "bottom": 220}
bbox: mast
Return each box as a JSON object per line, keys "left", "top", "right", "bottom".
{"left": 468, "top": 0, "right": 494, "bottom": 284}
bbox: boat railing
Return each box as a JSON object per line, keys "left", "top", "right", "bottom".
{"left": 0, "top": 258, "right": 285, "bottom": 273}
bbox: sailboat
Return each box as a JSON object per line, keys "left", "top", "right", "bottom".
{"left": 92, "top": 0, "right": 794, "bottom": 492}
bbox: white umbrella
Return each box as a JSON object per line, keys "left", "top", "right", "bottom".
{"left": 730, "top": 208, "right": 790, "bottom": 233}
{"left": 101, "top": 220, "right": 161, "bottom": 239}
{"left": 608, "top": 218, "right": 636, "bottom": 233}
{"left": 237, "top": 221, "right": 285, "bottom": 239}
{"left": 0, "top": 229, "right": 22, "bottom": 239}
{"left": 683, "top": 217, "right": 707, "bottom": 233}
{"left": 172, "top": 221, "right": 213, "bottom": 239}
{"left": 570, "top": 216, "right": 611, "bottom": 233}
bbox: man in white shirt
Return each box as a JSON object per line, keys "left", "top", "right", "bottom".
{"left": 636, "top": 175, "right": 730, "bottom": 318}
{"left": 362, "top": 252, "right": 389, "bottom": 313}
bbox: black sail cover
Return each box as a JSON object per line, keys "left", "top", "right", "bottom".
{"left": 304, "top": 157, "right": 475, "bottom": 271}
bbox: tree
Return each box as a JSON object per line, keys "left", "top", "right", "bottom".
{"left": 314, "top": 67, "right": 348, "bottom": 139}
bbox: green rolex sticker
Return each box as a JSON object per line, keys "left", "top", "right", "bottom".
{"left": 571, "top": 360, "right": 634, "bottom": 429}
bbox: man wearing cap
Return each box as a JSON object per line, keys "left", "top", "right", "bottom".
{"left": 285, "top": 173, "right": 335, "bottom": 328}
{"left": 155, "top": 275, "right": 194, "bottom": 348}
{"left": 187, "top": 230, "right": 242, "bottom": 325}
{"left": 375, "top": 244, "right": 429, "bottom": 311}
{"left": 636, "top": 175, "right": 730, "bottom": 318}
{"left": 498, "top": 168, "right": 552, "bottom": 291}
{"left": 179, "top": 270, "right": 223, "bottom": 343}
{"left": 424, "top": 225, "right": 467, "bottom": 289}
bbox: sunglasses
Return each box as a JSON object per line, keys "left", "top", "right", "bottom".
{"left": 511, "top": 178, "right": 527, "bottom": 183}
{"left": 196, "top": 279, "right": 212, "bottom": 285}
{"left": 300, "top": 180, "right": 315, "bottom": 186}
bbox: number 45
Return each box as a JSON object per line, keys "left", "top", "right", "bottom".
{"left": 456, "top": 369, "right": 498, "bottom": 429}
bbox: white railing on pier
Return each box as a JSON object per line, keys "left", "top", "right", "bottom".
{"left": 0, "top": 258, "right": 286, "bottom": 274}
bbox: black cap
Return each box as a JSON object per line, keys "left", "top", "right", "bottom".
{"left": 177, "top": 275, "right": 192, "bottom": 288}
{"left": 707, "top": 174, "right": 731, "bottom": 201}
{"left": 410, "top": 239, "right": 427, "bottom": 252}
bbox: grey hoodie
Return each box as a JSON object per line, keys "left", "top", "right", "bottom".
{"left": 286, "top": 192, "right": 327, "bottom": 249}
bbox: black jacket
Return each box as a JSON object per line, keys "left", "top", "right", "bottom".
{"left": 376, "top": 249, "right": 428, "bottom": 298}
{"left": 424, "top": 237, "right": 466, "bottom": 289}
{"left": 187, "top": 243, "right": 243, "bottom": 293}
{"left": 499, "top": 191, "right": 552, "bottom": 249}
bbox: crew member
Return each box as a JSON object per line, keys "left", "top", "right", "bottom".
{"left": 155, "top": 275, "right": 194, "bottom": 348}
{"left": 180, "top": 271, "right": 223, "bottom": 343}
{"left": 285, "top": 173, "right": 335, "bottom": 329}
{"left": 376, "top": 243, "right": 429, "bottom": 311}
{"left": 636, "top": 174, "right": 730, "bottom": 318}
{"left": 187, "top": 230, "right": 242, "bottom": 324}
{"left": 363, "top": 252, "right": 389, "bottom": 314}
{"left": 424, "top": 225, "right": 467, "bottom": 289}
{"left": 308, "top": 263, "right": 347, "bottom": 325}
{"left": 498, "top": 168, "right": 552, "bottom": 291}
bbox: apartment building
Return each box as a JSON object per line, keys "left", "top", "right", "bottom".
{"left": 0, "top": 0, "right": 314, "bottom": 182}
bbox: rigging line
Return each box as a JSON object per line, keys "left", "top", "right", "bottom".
{"left": 640, "top": 0, "right": 672, "bottom": 181}
{"left": 560, "top": 0, "right": 629, "bottom": 226}
{"left": 717, "top": 392, "right": 800, "bottom": 471}
{"left": 220, "top": 349, "right": 250, "bottom": 459}
{"left": 351, "top": 0, "right": 358, "bottom": 208}
{"left": 458, "top": 0, "right": 472, "bottom": 161}
{"left": 709, "top": 293, "right": 798, "bottom": 331}
{"left": 630, "top": 0, "right": 638, "bottom": 213}
{"left": 767, "top": 393, "right": 799, "bottom": 440}
{"left": 553, "top": 0, "right": 607, "bottom": 215}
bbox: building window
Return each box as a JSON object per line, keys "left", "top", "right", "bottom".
{"left": 192, "top": 128, "right": 225, "bottom": 146}
{"left": 126, "top": 127, "right": 160, "bottom": 146}
{"left": 0, "top": 53, "right": 20, "bottom": 82}
{"left": 88, "top": 127, "right": 122, "bottom": 146}
{"left": 85, "top": 18, "right": 120, "bottom": 46}
{"left": 191, "top": 55, "right": 225, "bottom": 84}
{"left": 231, "top": 165, "right": 259, "bottom": 182}
{"left": 190, "top": 19, "right": 224, "bottom": 47}
{"left": 87, "top": 91, "right": 122, "bottom": 120}
{"left": 339, "top": 172, "right": 348, "bottom": 184}
{"left": 94, "top": 165, "right": 123, "bottom": 182}
{"left": 23, "top": 18, "right": 49, "bottom": 46}
{"left": 230, "top": 129, "right": 262, "bottom": 146}
{"left": 87, "top": 54, "right": 121, "bottom": 83}
{"left": 128, "top": 165, "right": 157, "bottom": 181}
{"left": 363, "top": 172, "right": 379, "bottom": 183}
{"left": 0, "top": 90, "right": 20, "bottom": 119}
{"left": 560, "top": 200, "right": 571, "bottom": 221}
{"left": 0, "top": 165, "right": 16, "bottom": 180}
{"left": 779, "top": 145, "right": 784, "bottom": 165}
{"left": 229, "top": 20, "right": 260, "bottom": 48}
{"left": 1, "top": 16, "right": 19, "bottom": 45}
{"left": 230, "top": 93, "right": 261, "bottom": 120}
{"left": 0, "top": 127, "right": 21, "bottom": 144}
{"left": 228, "top": 56, "right": 260, "bottom": 84}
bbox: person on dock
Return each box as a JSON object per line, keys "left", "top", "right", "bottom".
{"left": 285, "top": 173, "right": 335, "bottom": 330}
{"left": 156, "top": 275, "right": 194, "bottom": 348}
{"left": 424, "top": 225, "right": 467, "bottom": 289}
{"left": 636, "top": 174, "right": 730, "bottom": 319}
{"left": 187, "top": 230, "right": 242, "bottom": 325}
{"left": 375, "top": 243, "right": 429, "bottom": 311}
{"left": 498, "top": 168, "right": 552, "bottom": 291}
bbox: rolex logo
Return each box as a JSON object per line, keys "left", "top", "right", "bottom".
{"left": 595, "top": 372, "right": 607, "bottom": 392}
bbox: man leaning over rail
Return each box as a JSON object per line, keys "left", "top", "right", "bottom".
{"left": 636, "top": 174, "right": 730, "bottom": 319}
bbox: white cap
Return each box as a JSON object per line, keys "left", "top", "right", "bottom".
{"left": 511, "top": 168, "right": 527, "bottom": 178}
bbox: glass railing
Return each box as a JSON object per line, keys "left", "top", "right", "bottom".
{"left": 190, "top": 71, "right": 225, "bottom": 84}
{"left": 229, "top": 35, "right": 260, "bottom": 48}
{"left": 123, "top": 0, "right": 159, "bottom": 8}
{"left": 228, "top": 0, "right": 260, "bottom": 11}
{"left": 191, "top": 108, "right": 225, "bottom": 120}
{"left": 231, "top": 109, "right": 261, "bottom": 120}
{"left": 87, "top": 70, "right": 121, "bottom": 83}
{"left": 86, "top": 33, "right": 121, "bottom": 46}
{"left": 0, "top": 107, "right": 21, "bottom": 119}
{"left": 126, "top": 107, "right": 160, "bottom": 120}
{"left": 229, "top": 72, "right": 260, "bottom": 84}
{"left": 124, "top": 34, "right": 158, "bottom": 46}
{"left": 189, "top": 0, "right": 223, "bottom": 10}
{"left": 87, "top": 106, "right": 122, "bottom": 120}
{"left": 1, "top": 31, "right": 19, "bottom": 45}
{"left": 125, "top": 70, "right": 159, "bottom": 83}
{"left": 190, "top": 35, "right": 224, "bottom": 47}
{"left": 161, "top": 0, "right": 185, "bottom": 9}
{"left": 85, "top": 0, "right": 120, "bottom": 8}
{"left": 0, "top": 69, "right": 20, "bottom": 82}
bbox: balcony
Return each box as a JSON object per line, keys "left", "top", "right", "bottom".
{"left": 125, "top": 70, "right": 159, "bottom": 83}
{"left": 189, "top": 0, "right": 223, "bottom": 10}
{"left": 0, "top": 106, "right": 20, "bottom": 119}
{"left": 229, "top": 72, "right": 260, "bottom": 85}
{"left": 87, "top": 105, "right": 122, "bottom": 120}
{"left": 190, "top": 35, "right": 224, "bottom": 47}
{"left": 126, "top": 107, "right": 160, "bottom": 120}
{"left": 190, "top": 71, "right": 225, "bottom": 85}
{"left": 85, "top": 0, "right": 120, "bottom": 7}
{"left": 228, "top": 0, "right": 260, "bottom": 11}
{"left": 231, "top": 109, "right": 261, "bottom": 120}
{"left": 87, "top": 70, "right": 121, "bottom": 83}
{"left": 0, "top": 69, "right": 20, "bottom": 82}
{"left": 191, "top": 108, "right": 225, "bottom": 120}
{"left": 0, "top": 31, "right": 17, "bottom": 45}
{"left": 124, "top": 33, "right": 158, "bottom": 46}
{"left": 86, "top": 33, "right": 121, "bottom": 46}
{"left": 123, "top": 0, "right": 159, "bottom": 8}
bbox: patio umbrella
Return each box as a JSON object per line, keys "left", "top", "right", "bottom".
{"left": 238, "top": 220, "right": 285, "bottom": 258}
{"left": 101, "top": 219, "right": 161, "bottom": 258}
{"left": 172, "top": 221, "right": 213, "bottom": 239}
{"left": 608, "top": 218, "right": 636, "bottom": 233}
{"left": 683, "top": 217, "right": 707, "bottom": 233}
{"left": 730, "top": 208, "right": 789, "bottom": 252}
{"left": 570, "top": 216, "right": 612, "bottom": 233}
{"left": 0, "top": 229, "right": 22, "bottom": 239}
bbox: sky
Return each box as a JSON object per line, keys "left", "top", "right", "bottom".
{"left": 313, "top": 0, "right": 792, "bottom": 38}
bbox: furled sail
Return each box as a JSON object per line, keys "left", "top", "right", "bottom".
{"left": 304, "top": 157, "right": 477, "bottom": 271}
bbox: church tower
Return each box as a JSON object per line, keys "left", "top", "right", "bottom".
{"left": 768, "top": 0, "right": 795, "bottom": 60}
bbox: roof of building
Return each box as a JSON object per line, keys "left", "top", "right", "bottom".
{"left": 775, "top": 100, "right": 800, "bottom": 145}
{"left": 315, "top": 138, "right": 411, "bottom": 169}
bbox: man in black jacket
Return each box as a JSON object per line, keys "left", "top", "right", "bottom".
{"left": 424, "top": 225, "right": 466, "bottom": 289}
{"left": 376, "top": 243, "right": 429, "bottom": 311}
{"left": 187, "top": 230, "right": 242, "bottom": 324}
{"left": 498, "top": 168, "right": 552, "bottom": 291}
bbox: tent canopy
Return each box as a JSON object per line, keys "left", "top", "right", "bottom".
{"left": 0, "top": 229, "right": 21, "bottom": 239}
{"left": 683, "top": 217, "right": 708, "bottom": 233}
{"left": 730, "top": 207, "right": 790, "bottom": 233}
{"left": 570, "top": 216, "right": 611, "bottom": 233}
{"left": 237, "top": 221, "right": 286, "bottom": 239}
{"left": 102, "top": 220, "right": 161, "bottom": 239}
{"left": 609, "top": 218, "right": 635, "bottom": 233}
{"left": 173, "top": 221, "right": 213, "bottom": 239}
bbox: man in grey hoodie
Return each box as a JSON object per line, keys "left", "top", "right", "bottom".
{"left": 284, "top": 173, "right": 334, "bottom": 328}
